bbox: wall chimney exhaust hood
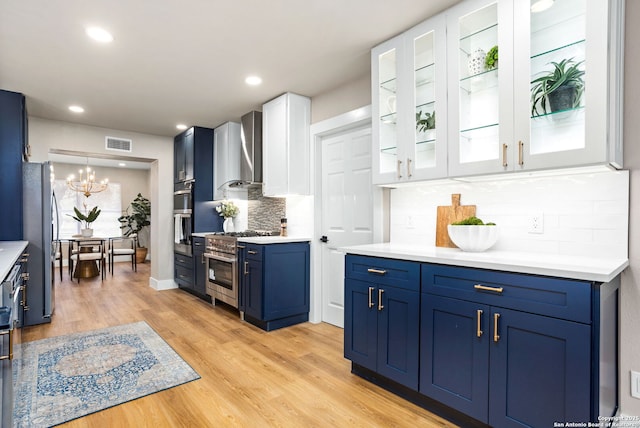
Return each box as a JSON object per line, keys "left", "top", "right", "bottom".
{"left": 238, "top": 110, "right": 262, "bottom": 186}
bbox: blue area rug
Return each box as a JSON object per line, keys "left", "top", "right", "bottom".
{"left": 13, "top": 321, "right": 200, "bottom": 427}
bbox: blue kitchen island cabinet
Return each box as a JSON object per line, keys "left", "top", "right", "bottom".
{"left": 421, "top": 264, "right": 615, "bottom": 427}
{"left": 240, "top": 242, "right": 310, "bottom": 331}
{"left": 344, "top": 255, "right": 420, "bottom": 390}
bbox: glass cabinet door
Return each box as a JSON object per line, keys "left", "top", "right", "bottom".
{"left": 407, "top": 16, "right": 448, "bottom": 180}
{"left": 448, "top": 0, "right": 510, "bottom": 177}
{"left": 372, "top": 37, "right": 403, "bottom": 184}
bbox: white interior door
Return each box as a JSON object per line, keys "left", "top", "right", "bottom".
{"left": 321, "top": 126, "right": 373, "bottom": 327}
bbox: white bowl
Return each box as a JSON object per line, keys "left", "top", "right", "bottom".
{"left": 447, "top": 225, "right": 499, "bottom": 252}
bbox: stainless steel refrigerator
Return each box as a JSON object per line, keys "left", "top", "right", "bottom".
{"left": 22, "top": 162, "right": 55, "bottom": 326}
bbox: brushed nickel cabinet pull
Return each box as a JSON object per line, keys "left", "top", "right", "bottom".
{"left": 378, "top": 289, "right": 384, "bottom": 311}
{"left": 518, "top": 140, "right": 524, "bottom": 166}
{"left": 244, "top": 261, "right": 249, "bottom": 275}
{"left": 474, "top": 284, "right": 504, "bottom": 294}
{"left": 19, "top": 258, "right": 28, "bottom": 263}
{"left": 367, "top": 268, "right": 387, "bottom": 275}
{"left": 477, "top": 309, "right": 483, "bottom": 338}
{"left": 397, "top": 160, "right": 403, "bottom": 179}
{"left": 502, "top": 144, "right": 508, "bottom": 167}
{"left": 407, "top": 158, "right": 412, "bottom": 177}
{"left": 248, "top": 250, "right": 257, "bottom": 255}
{"left": 368, "top": 287, "right": 374, "bottom": 308}
{"left": 493, "top": 313, "right": 500, "bottom": 343}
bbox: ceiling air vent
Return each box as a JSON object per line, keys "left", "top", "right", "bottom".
{"left": 105, "top": 136, "right": 132, "bottom": 152}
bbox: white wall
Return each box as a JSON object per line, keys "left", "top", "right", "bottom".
{"left": 27, "top": 117, "right": 174, "bottom": 288}
{"left": 621, "top": 0, "right": 640, "bottom": 416}
{"left": 311, "top": 74, "right": 371, "bottom": 124}
{"left": 390, "top": 170, "right": 629, "bottom": 259}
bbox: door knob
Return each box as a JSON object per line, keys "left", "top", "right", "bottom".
{"left": 320, "top": 236, "right": 329, "bottom": 243}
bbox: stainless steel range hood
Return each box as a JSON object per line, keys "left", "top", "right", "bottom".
{"left": 236, "top": 110, "right": 262, "bottom": 187}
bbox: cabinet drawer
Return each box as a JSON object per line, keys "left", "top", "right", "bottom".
{"left": 421, "top": 264, "right": 592, "bottom": 324}
{"left": 174, "top": 254, "right": 193, "bottom": 269}
{"left": 192, "top": 236, "right": 205, "bottom": 250}
{"left": 345, "top": 255, "right": 420, "bottom": 292}
{"left": 245, "top": 245, "right": 263, "bottom": 261}
{"left": 175, "top": 264, "right": 193, "bottom": 286}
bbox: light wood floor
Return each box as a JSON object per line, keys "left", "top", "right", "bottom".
{"left": 21, "top": 262, "right": 458, "bottom": 427}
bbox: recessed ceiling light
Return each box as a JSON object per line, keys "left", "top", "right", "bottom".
{"left": 176, "top": 124, "right": 188, "bottom": 130}
{"left": 245, "top": 76, "right": 262, "bottom": 86}
{"left": 531, "top": 0, "right": 554, "bottom": 13}
{"left": 86, "top": 26, "right": 114, "bottom": 43}
{"left": 69, "top": 105, "right": 85, "bottom": 113}
{"left": 118, "top": 162, "right": 126, "bottom": 167}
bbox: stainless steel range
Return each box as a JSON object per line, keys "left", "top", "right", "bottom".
{"left": 203, "top": 231, "right": 275, "bottom": 310}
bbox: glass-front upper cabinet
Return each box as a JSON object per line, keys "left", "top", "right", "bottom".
{"left": 447, "top": 0, "right": 513, "bottom": 177}
{"left": 448, "top": 0, "right": 621, "bottom": 177}
{"left": 514, "top": 0, "right": 618, "bottom": 170}
{"left": 372, "top": 14, "right": 447, "bottom": 185}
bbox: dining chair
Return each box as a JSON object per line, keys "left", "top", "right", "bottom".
{"left": 108, "top": 235, "right": 137, "bottom": 275}
{"left": 69, "top": 239, "right": 106, "bottom": 283}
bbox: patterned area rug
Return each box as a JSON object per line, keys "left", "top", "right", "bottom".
{"left": 13, "top": 321, "right": 200, "bottom": 427}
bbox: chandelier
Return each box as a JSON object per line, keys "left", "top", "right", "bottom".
{"left": 66, "top": 159, "right": 109, "bottom": 197}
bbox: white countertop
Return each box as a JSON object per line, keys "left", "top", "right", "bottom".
{"left": 238, "top": 236, "right": 311, "bottom": 244}
{"left": 0, "top": 241, "right": 29, "bottom": 280}
{"left": 340, "top": 243, "right": 628, "bottom": 283}
{"left": 192, "top": 232, "right": 217, "bottom": 238}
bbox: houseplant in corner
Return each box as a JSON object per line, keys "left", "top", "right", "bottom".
{"left": 68, "top": 205, "right": 101, "bottom": 237}
{"left": 531, "top": 58, "right": 585, "bottom": 117}
{"left": 118, "top": 193, "right": 151, "bottom": 263}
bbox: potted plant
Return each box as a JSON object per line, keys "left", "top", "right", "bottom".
{"left": 118, "top": 193, "right": 151, "bottom": 263}
{"left": 216, "top": 200, "right": 239, "bottom": 233}
{"left": 416, "top": 110, "right": 436, "bottom": 141}
{"left": 485, "top": 45, "right": 498, "bottom": 70}
{"left": 531, "top": 58, "right": 585, "bottom": 117}
{"left": 68, "top": 205, "right": 101, "bottom": 237}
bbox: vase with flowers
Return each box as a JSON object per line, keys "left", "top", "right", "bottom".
{"left": 216, "top": 200, "right": 239, "bottom": 233}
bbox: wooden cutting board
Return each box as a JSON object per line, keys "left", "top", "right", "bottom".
{"left": 435, "top": 194, "right": 477, "bottom": 248}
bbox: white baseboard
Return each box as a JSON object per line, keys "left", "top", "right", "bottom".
{"left": 149, "top": 277, "right": 178, "bottom": 291}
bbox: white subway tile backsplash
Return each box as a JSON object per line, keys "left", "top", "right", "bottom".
{"left": 390, "top": 170, "right": 629, "bottom": 259}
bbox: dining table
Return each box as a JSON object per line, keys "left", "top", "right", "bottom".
{"left": 66, "top": 236, "right": 107, "bottom": 279}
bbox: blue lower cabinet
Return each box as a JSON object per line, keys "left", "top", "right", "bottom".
{"left": 420, "top": 295, "right": 490, "bottom": 421}
{"left": 241, "top": 242, "right": 310, "bottom": 331}
{"left": 344, "top": 255, "right": 420, "bottom": 390}
{"left": 489, "top": 308, "right": 591, "bottom": 427}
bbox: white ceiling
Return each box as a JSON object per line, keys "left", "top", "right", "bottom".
{"left": 0, "top": 0, "right": 461, "bottom": 138}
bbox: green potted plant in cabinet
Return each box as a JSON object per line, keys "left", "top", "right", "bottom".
{"left": 416, "top": 110, "right": 436, "bottom": 142}
{"left": 531, "top": 58, "right": 585, "bottom": 117}
{"left": 118, "top": 193, "right": 151, "bottom": 263}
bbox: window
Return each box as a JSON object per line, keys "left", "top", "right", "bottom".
{"left": 53, "top": 180, "right": 122, "bottom": 239}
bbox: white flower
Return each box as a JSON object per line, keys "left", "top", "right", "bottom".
{"left": 216, "top": 201, "right": 239, "bottom": 218}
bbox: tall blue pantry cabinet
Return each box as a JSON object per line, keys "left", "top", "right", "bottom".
{"left": 173, "top": 126, "right": 219, "bottom": 300}
{"left": 0, "top": 90, "right": 28, "bottom": 240}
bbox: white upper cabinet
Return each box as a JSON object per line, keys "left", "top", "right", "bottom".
{"left": 262, "top": 92, "right": 311, "bottom": 196}
{"left": 213, "top": 121, "right": 241, "bottom": 200}
{"left": 447, "top": 0, "right": 622, "bottom": 177}
{"left": 372, "top": 0, "right": 623, "bottom": 182}
{"left": 372, "top": 13, "right": 448, "bottom": 185}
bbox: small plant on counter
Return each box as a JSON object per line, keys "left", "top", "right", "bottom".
{"left": 216, "top": 200, "right": 239, "bottom": 218}
{"left": 485, "top": 45, "right": 498, "bottom": 70}
{"left": 451, "top": 216, "right": 496, "bottom": 226}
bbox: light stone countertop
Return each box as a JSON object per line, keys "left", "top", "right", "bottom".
{"left": 237, "top": 236, "right": 311, "bottom": 244}
{"left": 0, "top": 241, "right": 29, "bottom": 280}
{"left": 340, "top": 242, "right": 628, "bottom": 283}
